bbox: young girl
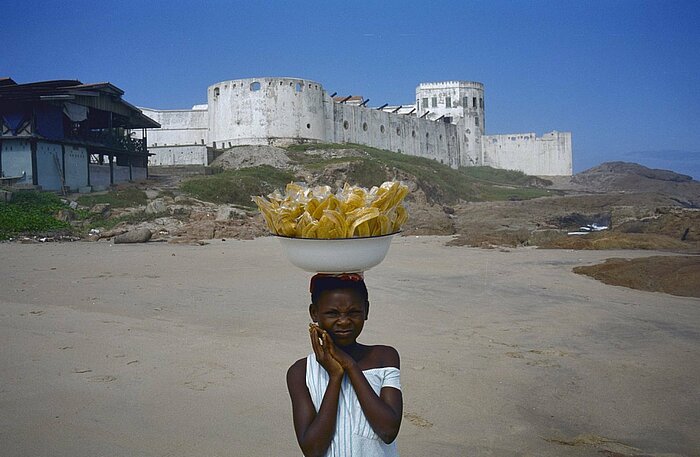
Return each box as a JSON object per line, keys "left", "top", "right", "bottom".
{"left": 287, "top": 274, "right": 403, "bottom": 457}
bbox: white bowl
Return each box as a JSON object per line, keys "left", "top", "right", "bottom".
{"left": 275, "top": 233, "right": 398, "bottom": 273}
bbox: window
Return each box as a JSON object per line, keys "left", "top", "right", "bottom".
{"left": 213, "top": 87, "right": 220, "bottom": 98}
{"left": 250, "top": 82, "right": 261, "bottom": 91}
{"left": 306, "top": 123, "right": 311, "bottom": 129}
{"left": 296, "top": 82, "right": 303, "bottom": 92}
{"left": 463, "top": 96, "right": 468, "bottom": 107}
{"left": 343, "top": 120, "right": 349, "bottom": 129}
{"left": 480, "top": 98, "right": 484, "bottom": 108}
{"left": 445, "top": 96, "right": 451, "bottom": 108}
{"left": 380, "top": 125, "right": 385, "bottom": 133}
{"left": 396, "top": 127, "right": 401, "bottom": 136}
{"left": 362, "top": 122, "right": 368, "bottom": 131}
{"left": 431, "top": 97, "right": 437, "bottom": 108}
{"left": 475, "top": 116, "right": 479, "bottom": 126}
{"left": 473, "top": 97, "right": 477, "bottom": 108}
{"left": 422, "top": 98, "right": 428, "bottom": 109}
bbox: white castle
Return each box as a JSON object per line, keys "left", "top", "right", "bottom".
{"left": 137, "top": 77, "right": 572, "bottom": 176}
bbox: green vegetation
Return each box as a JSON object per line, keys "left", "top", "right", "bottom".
{"left": 178, "top": 143, "right": 556, "bottom": 206}
{"left": 286, "top": 143, "right": 555, "bottom": 203}
{"left": 0, "top": 191, "right": 71, "bottom": 240}
{"left": 77, "top": 188, "right": 148, "bottom": 208}
{"left": 181, "top": 165, "right": 296, "bottom": 206}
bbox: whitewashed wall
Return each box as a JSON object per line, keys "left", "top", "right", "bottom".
{"left": 1, "top": 140, "right": 32, "bottom": 184}
{"left": 149, "top": 145, "right": 208, "bottom": 166}
{"left": 64, "top": 146, "right": 88, "bottom": 190}
{"left": 481, "top": 131, "right": 572, "bottom": 176}
{"left": 208, "top": 78, "right": 329, "bottom": 147}
{"left": 36, "top": 142, "right": 63, "bottom": 190}
{"left": 137, "top": 108, "right": 208, "bottom": 147}
{"left": 136, "top": 78, "right": 572, "bottom": 176}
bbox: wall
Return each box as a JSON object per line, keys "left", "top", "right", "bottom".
{"left": 64, "top": 146, "right": 88, "bottom": 190}
{"left": 0, "top": 139, "right": 32, "bottom": 184}
{"left": 36, "top": 142, "right": 63, "bottom": 190}
{"left": 148, "top": 145, "right": 208, "bottom": 166}
{"left": 131, "top": 167, "right": 147, "bottom": 181}
{"left": 137, "top": 108, "right": 208, "bottom": 147}
{"left": 481, "top": 131, "right": 573, "bottom": 176}
{"left": 89, "top": 164, "right": 111, "bottom": 188}
{"left": 136, "top": 77, "right": 573, "bottom": 176}
{"left": 207, "top": 77, "right": 329, "bottom": 148}
{"left": 416, "top": 81, "right": 485, "bottom": 167}
{"left": 114, "top": 165, "right": 130, "bottom": 182}
{"left": 332, "top": 102, "right": 461, "bottom": 167}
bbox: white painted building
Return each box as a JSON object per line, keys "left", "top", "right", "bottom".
{"left": 137, "top": 77, "right": 572, "bottom": 176}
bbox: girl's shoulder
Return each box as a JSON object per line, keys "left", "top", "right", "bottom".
{"left": 361, "top": 344, "right": 400, "bottom": 371}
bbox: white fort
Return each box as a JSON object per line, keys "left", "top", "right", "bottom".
{"left": 138, "top": 77, "right": 572, "bottom": 176}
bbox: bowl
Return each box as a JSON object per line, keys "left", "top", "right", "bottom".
{"left": 275, "top": 232, "right": 398, "bottom": 273}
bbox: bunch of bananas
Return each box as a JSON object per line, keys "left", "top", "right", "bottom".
{"left": 252, "top": 181, "right": 409, "bottom": 238}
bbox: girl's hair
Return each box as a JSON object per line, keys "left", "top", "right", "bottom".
{"left": 310, "top": 274, "right": 369, "bottom": 307}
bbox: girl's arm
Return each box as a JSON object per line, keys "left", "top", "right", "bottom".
{"left": 286, "top": 327, "right": 345, "bottom": 457}
{"left": 329, "top": 341, "right": 403, "bottom": 444}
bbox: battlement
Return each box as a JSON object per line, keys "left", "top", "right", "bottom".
{"left": 418, "top": 81, "right": 484, "bottom": 90}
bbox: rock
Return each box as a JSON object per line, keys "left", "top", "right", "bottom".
{"left": 145, "top": 199, "right": 168, "bottom": 215}
{"left": 114, "top": 228, "right": 152, "bottom": 244}
{"left": 56, "top": 208, "right": 77, "bottom": 222}
{"left": 69, "top": 200, "right": 79, "bottom": 209}
{"left": 215, "top": 206, "right": 247, "bottom": 221}
{"left": 90, "top": 203, "right": 111, "bottom": 218}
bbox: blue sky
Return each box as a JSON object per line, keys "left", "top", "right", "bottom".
{"left": 2, "top": 0, "right": 699, "bottom": 178}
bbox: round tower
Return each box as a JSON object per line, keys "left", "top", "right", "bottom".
{"left": 207, "top": 77, "right": 328, "bottom": 149}
{"left": 415, "top": 81, "right": 485, "bottom": 166}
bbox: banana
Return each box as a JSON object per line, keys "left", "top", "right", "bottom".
{"left": 252, "top": 181, "right": 409, "bottom": 239}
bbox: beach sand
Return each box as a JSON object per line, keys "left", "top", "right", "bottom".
{"left": 0, "top": 236, "right": 698, "bottom": 456}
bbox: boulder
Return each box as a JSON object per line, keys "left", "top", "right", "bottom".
{"left": 114, "top": 228, "right": 152, "bottom": 244}
{"left": 145, "top": 199, "right": 168, "bottom": 215}
{"left": 90, "top": 203, "right": 111, "bottom": 218}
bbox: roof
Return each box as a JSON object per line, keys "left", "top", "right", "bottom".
{"left": 0, "top": 78, "right": 159, "bottom": 129}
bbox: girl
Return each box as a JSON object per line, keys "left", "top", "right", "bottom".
{"left": 286, "top": 274, "right": 403, "bottom": 457}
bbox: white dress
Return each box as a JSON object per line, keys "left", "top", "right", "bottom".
{"left": 305, "top": 353, "right": 401, "bottom": 457}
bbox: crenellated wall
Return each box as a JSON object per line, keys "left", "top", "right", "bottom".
{"left": 207, "top": 77, "right": 330, "bottom": 148}
{"left": 138, "top": 77, "right": 573, "bottom": 176}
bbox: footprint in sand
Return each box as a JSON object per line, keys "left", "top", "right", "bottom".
{"left": 88, "top": 375, "right": 117, "bottom": 382}
{"left": 403, "top": 412, "right": 433, "bottom": 428}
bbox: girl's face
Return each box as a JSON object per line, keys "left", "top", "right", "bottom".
{"left": 311, "top": 288, "right": 367, "bottom": 347}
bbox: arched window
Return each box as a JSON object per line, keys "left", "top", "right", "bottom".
{"left": 296, "top": 82, "right": 303, "bottom": 92}
{"left": 362, "top": 122, "right": 368, "bottom": 131}
{"left": 250, "top": 82, "right": 261, "bottom": 91}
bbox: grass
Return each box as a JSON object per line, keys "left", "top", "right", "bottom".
{"left": 77, "top": 188, "right": 148, "bottom": 208}
{"left": 285, "top": 143, "right": 554, "bottom": 204}
{"left": 0, "top": 191, "right": 71, "bottom": 240}
{"left": 180, "top": 165, "right": 296, "bottom": 206}
{"left": 177, "top": 142, "right": 556, "bottom": 206}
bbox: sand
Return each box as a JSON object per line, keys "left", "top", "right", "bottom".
{"left": 0, "top": 236, "right": 698, "bottom": 457}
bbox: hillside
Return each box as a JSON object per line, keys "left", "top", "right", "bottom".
{"left": 3, "top": 145, "right": 699, "bottom": 251}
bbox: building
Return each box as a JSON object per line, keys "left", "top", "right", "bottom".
{"left": 0, "top": 77, "right": 160, "bottom": 192}
{"left": 137, "top": 77, "right": 572, "bottom": 176}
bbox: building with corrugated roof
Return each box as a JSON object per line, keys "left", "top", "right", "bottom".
{"left": 0, "top": 78, "right": 159, "bottom": 191}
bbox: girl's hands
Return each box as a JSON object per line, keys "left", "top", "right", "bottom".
{"left": 309, "top": 324, "right": 344, "bottom": 379}
{"left": 324, "top": 335, "right": 356, "bottom": 371}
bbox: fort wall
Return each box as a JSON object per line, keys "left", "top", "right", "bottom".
{"left": 481, "top": 131, "right": 572, "bottom": 175}
{"left": 207, "top": 78, "right": 330, "bottom": 148}
{"left": 138, "top": 78, "right": 573, "bottom": 176}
